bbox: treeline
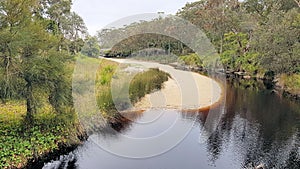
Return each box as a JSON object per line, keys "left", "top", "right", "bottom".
{"left": 178, "top": 0, "right": 300, "bottom": 77}
{"left": 0, "top": 0, "right": 87, "bottom": 121}
{"left": 98, "top": 0, "right": 300, "bottom": 80}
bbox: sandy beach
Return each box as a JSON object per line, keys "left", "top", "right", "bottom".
{"left": 105, "top": 58, "right": 222, "bottom": 111}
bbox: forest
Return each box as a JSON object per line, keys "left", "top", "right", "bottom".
{"left": 98, "top": 0, "right": 300, "bottom": 95}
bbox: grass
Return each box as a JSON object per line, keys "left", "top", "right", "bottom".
{"left": 0, "top": 101, "right": 83, "bottom": 169}
{"left": 279, "top": 74, "right": 300, "bottom": 95}
{"left": 95, "top": 60, "right": 170, "bottom": 119}
{"left": 0, "top": 54, "right": 92, "bottom": 168}
{"left": 95, "top": 59, "right": 120, "bottom": 119}
{"left": 0, "top": 55, "right": 171, "bottom": 168}
{"left": 129, "top": 68, "right": 170, "bottom": 103}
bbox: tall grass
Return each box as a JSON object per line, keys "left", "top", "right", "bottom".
{"left": 95, "top": 60, "right": 119, "bottom": 119}
{"left": 0, "top": 56, "right": 171, "bottom": 168}
{"left": 96, "top": 62, "right": 170, "bottom": 118}
{"left": 129, "top": 68, "right": 170, "bottom": 103}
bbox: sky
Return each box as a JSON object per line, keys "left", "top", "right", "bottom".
{"left": 72, "top": 0, "right": 198, "bottom": 35}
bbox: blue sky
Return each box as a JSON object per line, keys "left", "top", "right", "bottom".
{"left": 72, "top": 0, "right": 198, "bottom": 35}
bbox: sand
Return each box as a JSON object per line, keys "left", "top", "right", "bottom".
{"left": 104, "top": 58, "right": 222, "bottom": 111}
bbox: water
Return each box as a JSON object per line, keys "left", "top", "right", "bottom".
{"left": 43, "top": 79, "right": 300, "bottom": 169}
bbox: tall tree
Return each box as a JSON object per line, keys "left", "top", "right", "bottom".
{"left": 0, "top": 0, "right": 76, "bottom": 122}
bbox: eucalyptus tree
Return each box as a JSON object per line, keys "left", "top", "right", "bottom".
{"left": 38, "top": 0, "right": 87, "bottom": 53}
{"left": 61, "top": 12, "right": 88, "bottom": 54}
{"left": 177, "top": 0, "right": 243, "bottom": 53}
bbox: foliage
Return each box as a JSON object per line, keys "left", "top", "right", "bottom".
{"left": 95, "top": 60, "right": 170, "bottom": 117}
{"left": 177, "top": 0, "right": 299, "bottom": 79}
{"left": 0, "top": 0, "right": 86, "bottom": 121}
{"left": 129, "top": 68, "right": 170, "bottom": 103}
{"left": 81, "top": 36, "right": 101, "bottom": 58}
{"left": 278, "top": 74, "right": 300, "bottom": 95}
{"left": 252, "top": 8, "right": 300, "bottom": 74}
{"left": 0, "top": 1, "right": 87, "bottom": 168}
{"left": 0, "top": 101, "right": 82, "bottom": 169}
{"left": 178, "top": 53, "right": 203, "bottom": 68}
{"left": 96, "top": 60, "right": 119, "bottom": 116}
{"left": 220, "top": 32, "right": 260, "bottom": 74}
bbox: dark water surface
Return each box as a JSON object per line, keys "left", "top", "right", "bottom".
{"left": 43, "top": 79, "right": 300, "bottom": 169}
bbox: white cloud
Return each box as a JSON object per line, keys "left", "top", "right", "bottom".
{"left": 72, "top": 0, "right": 197, "bottom": 35}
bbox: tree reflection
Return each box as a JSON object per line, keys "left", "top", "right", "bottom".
{"left": 188, "top": 78, "right": 300, "bottom": 168}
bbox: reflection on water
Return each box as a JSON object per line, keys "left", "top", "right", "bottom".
{"left": 43, "top": 79, "right": 300, "bottom": 169}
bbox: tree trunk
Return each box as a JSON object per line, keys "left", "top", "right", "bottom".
{"left": 25, "top": 79, "right": 35, "bottom": 123}
{"left": 220, "top": 33, "right": 223, "bottom": 54}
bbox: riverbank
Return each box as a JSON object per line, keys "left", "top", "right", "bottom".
{"left": 226, "top": 72, "right": 300, "bottom": 100}
{"left": 106, "top": 58, "right": 222, "bottom": 111}
{"left": 1, "top": 56, "right": 223, "bottom": 168}
{"left": 2, "top": 57, "right": 170, "bottom": 168}
{"left": 275, "top": 74, "right": 300, "bottom": 100}
{"left": 0, "top": 101, "right": 86, "bottom": 169}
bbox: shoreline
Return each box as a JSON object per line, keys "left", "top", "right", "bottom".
{"left": 105, "top": 58, "right": 223, "bottom": 112}
{"left": 26, "top": 58, "right": 223, "bottom": 168}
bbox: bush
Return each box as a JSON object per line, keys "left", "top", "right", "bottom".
{"left": 279, "top": 74, "right": 300, "bottom": 95}
{"left": 0, "top": 101, "right": 81, "bottom": 169}
{"left": 178, "top": 53, "right": 203, "bottom": 68}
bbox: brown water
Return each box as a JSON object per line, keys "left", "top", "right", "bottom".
{"left": 42, "top": 78, "right": 300, "bottom": 169}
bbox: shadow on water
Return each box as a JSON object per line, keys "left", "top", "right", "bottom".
{"left": 200, "top": 77, "right": 300, "bottom": 168}
{"left": 42, "top": 78, "right": 300, "bottom": 169}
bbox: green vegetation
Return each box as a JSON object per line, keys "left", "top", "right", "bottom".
{"left": 81, "top": 36, "right": 101, "bottom": 58}
{"left": 0, "top": 54, "right": 171, "bottom": 168}
{"left": 179, "top": 0, "right": 299, "bottom": 90}
{"left": 178, "top": 53, "right": 203, "bottom": 68}
{"left": 129, "top": 68, "right": 170, "bottom": 103}
{"left": 98, "top": 0, "right": 300, "bottom": 95}
{"left": 98, "top": 33, "right": 193, "bottom": 57}
{"left": 0, "top": 0, "right": 87, "bottom": 168}
{"left": 0, "top": 0, "right": 299, "bottom": 168}
{"left": 95, "top": 59, "right": 170, "bottom": 118}
{"left": 278, "top": 74, "right": 300, "bottom": 95}
{"left": 96, "top": 59, "right": 119, "bottom": 118}
{"left": 0, "top": 0, "right": 87, "bottom": 121}
{"left": 0, "top": 101, "right": 83, "bottom": 169}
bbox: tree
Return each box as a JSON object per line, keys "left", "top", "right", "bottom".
{"left": 221, "top": 32, "right": 259, "bottom": 73}
{"left": 177, "top": 0, "right": 243, "bottom": 53}
{"left": 0, "top": 0, "right": 75, "bottom": 122}
{"left": 252, "top": 8, "right": 300, "bottom": 74}
{"left": 81, "top": 36, "right": 101, "bottom": 57}
{"left": 38, "top": 0, "right": 87, "bottom": 54}
{"left": 61, "top": 12, "right": 88, "bottom": 54}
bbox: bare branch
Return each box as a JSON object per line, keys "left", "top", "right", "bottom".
{"left": 294, "top": 0, "right": 300, "bottom": 7}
